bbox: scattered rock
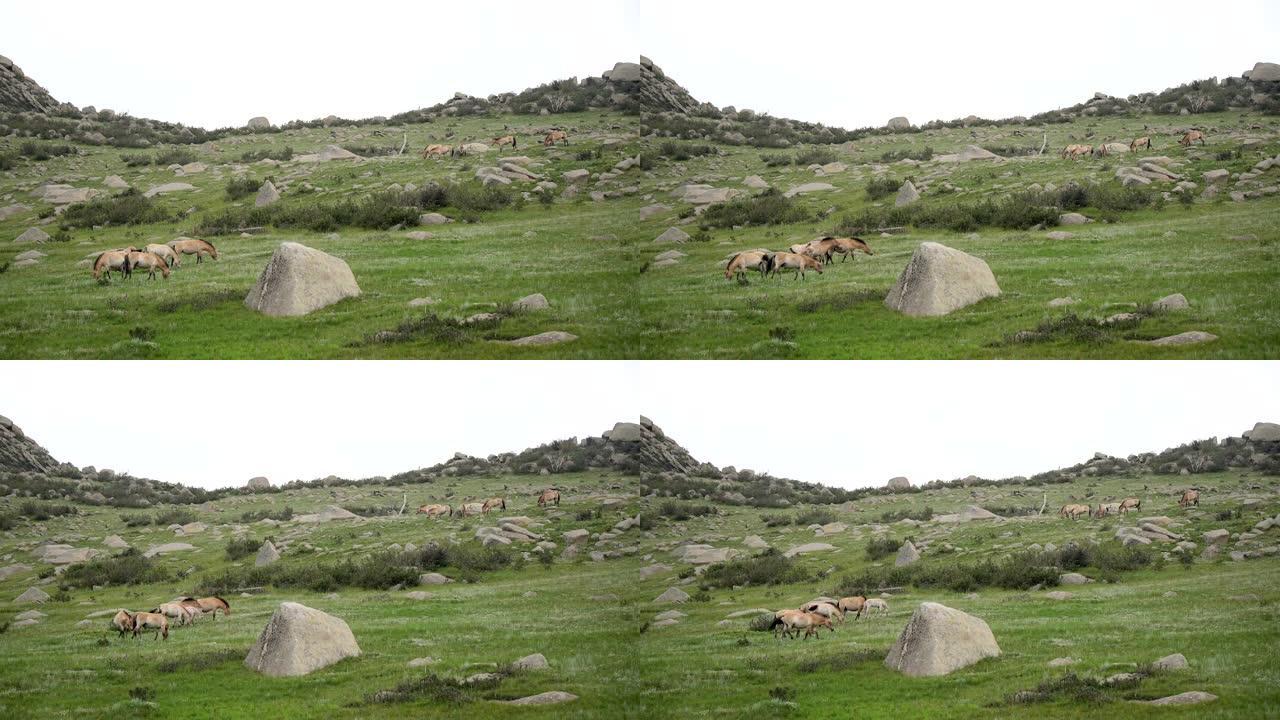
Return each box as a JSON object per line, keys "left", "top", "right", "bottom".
{"left": 15, "top": 587, "right": 50, "bottom": 604}
{"left": 654, "top": 227, "right": 691, "bottom": 244}
{"left": 502, "top": 691, "right": 577, "bottom": 706}
{"left": 783, "top": 543, "right": 836, "bottom": 558}
{"left": 884, "top": 242, "right": 1000, "bottom": 317}
{"left": 255, "top": 541, "right": 280, "bottom": 567}
{"left": 143, "top": 543, "right": 195, "bottom": 558}
{"left": 1145, "top": 331, "right": 1217, "bottom": 347}
{"left": 1153, "top": 653, "right": 1189, "bottom": 671}
{"left": 244, "top": 242, "right": 361, "bottom": 317}
{"left": 143, "top": 182, "right": 196, "bottom": 198}
{"left": 654, "top": 587, "right": 690, "bottom": 604}
{"left": 14, "top": 227, "right": 50, "bottom": 244}
{"left": 513, "top": 653, "right": 549, "bottom": 670}
{"left": 895, "top": 541, "right": 920, "bottom": 567}
{"left": 1154, "top": 293, "right": 1189, "bottom": 311}
{"left": 244, "top": 602, "right": 361, "bottom": 677}
{"left": 255, "top": 181, "right": 280, "bottom": 207}
{"left": 507, "top": 331, "right": 577, "bottom": 347}
{"left": 884, "top": 602, "right": 1001, "bottom": 677}
{"left": 1141, "top": 691, "right": 1217, "bottom": 706}
{"left": 895, "top": 181, "right": 920, "bottom": 207}
{"left": 514, "top": 293, "right": 549, "bottom": 311}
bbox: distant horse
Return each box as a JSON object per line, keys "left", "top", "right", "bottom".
{"left": 1059, "top": 503, "right": 1090, "bottom": 520}
{"left": 458, "top": 502, "right": 486, "bottom": 516}
{"left": 168, "top": 237, "right": 218, "bottom": 264}
{"left": 1179, "top": 131, "right": 1206, "bottom": 147}
{"left": 418, "top": 503, "right": 453, "bottom": 518}
{"left": 1130, "top": 137, "right": 1153, "bottom": 151}
{"left": 1119, "top": 497, "right": 1141, "bottom": 514}
{"left": 1061, "top": 144, "right": 1092, "bottom": 160}
{"left": 145, "top": 243, "right": 180, "bottom": 269}
{"left": 1178, "top": 489, "right": 1200, "bottom": 507}
{"left": 180, "top": 596, "right": 230, "bottom": 619}
{"left": 769, "top": 252, "right": 823, "bottom": 280}
{"left": 492, "top": 135, "right": 517, "bottom": 149}
{"left": 111, "top": 610, "right": 136, "bottom": 637}
{"left": 481, "top": 497, "right": 506, "bottom": 513}
{"left": 864, "top": 598, "right": 889, "bottom": 615}
{"left": 421, "top": 144, "right": 451, "bottom": 159}
{"left": 536, "top": 489, "right": 561, "bottom": 507}
{"left": 543, "top": 130, "right": 569, "bottom": 147}
{"left": 837, "top": 596, "right": 868, "bottom": 620}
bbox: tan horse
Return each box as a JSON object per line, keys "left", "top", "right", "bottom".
{"left": 145, "top": 243, "right": 179, "bottom": 269}
{"left": 771, "top": 610, "right": 833, "bottom": 639}
{"left": 1131, "top": 137, "right": 1153, "bottom": 151}
{"left": 864, "top": 598, "right": 889, "bottom": 615}
{"left": 1119, "top": 497, "right": 1141, "bottom": 514}
{"left": 127, "top": 250, "right": 171, "bottom": 280}
{"left": 492, "top": 135, "right": 517, "bottom": 149}
{"left": 482, "top": 497, "right": 506, "bottom": 513}
{"left": 417, "top": 503, "right": 453, "bottom": 518}
{"left": 1059, "top": 503, "right": 1090, "bottom": 520}
{"left": 725, "top": 250, "right": 774, "bottom": 281}
{"left": 1061, "top": 144, "right": 1092, "bottom": 160}
{"left": 421, "top": 144, "right": 451, "bottom": 159}
{"left": 1094, "top": 502, "right": 1122, "bottom": 518}
{"left": 180, "top": 596, "right": 230, "bottom": 619}
{"left": 836, "top": 596, "right": 868, "bottom": 619}
{"left": 91, "top": 249, "right": 134, "bottom": 280}
{"left": 536, "top": 489, "right": 560, "bottom": 507}
{"left": 801, "top": 601, "right": 845, "bottom": 624}
{"left": 131, "top": 611, "right": 169, "bottom": 640}
{"left": 168, "top": 237, "right": 218, "bottom": 264}
{"left": 112, "top": 609, "right": 136, "bottom": 637}
{"left": 154, "top": 601, "right": 197, "bottom": 626}
{"left": 458, "top": 501, "right": 486, "bottom": 516}
{"left": 543, "top": 130, "right": 568, "bottom": 146}
{"left": 769, "top": 252, "right": 823, "bottom": 280}
{"left": 1178, "top": 489, "right": 1200, "bottom": 507}
{"left": 1179, "top": 131, "right": 1206, "bottom": 147}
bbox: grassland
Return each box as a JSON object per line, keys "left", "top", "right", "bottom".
{"left": 0, "top": 111, "right": 645, "bottom": 358}
{"left": 635, "top": 111, "right": 1280, "bottom": 358}
{"left": 2, "top": 468, "right": 1278, "bottom": 718}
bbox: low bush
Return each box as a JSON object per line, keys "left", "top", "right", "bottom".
{"left": 157, "top": 649, "right": 244, "bottom": 673}
{"left": 19, "top": 141, "right": 76, "bottom": 160}
{"left": 239, "top": 506, "right": 293, "bottom": 522}
{"left": 154, "top": 507, "right": 196, "bottom": 525}
{"left": 655, "top": 500, "right": 718, "bottom": 521}
{"left": 59, "top": 189, "right": 170, "bottom": 229}
{"left": 60, "top": 549, "right": 171, "bottom": 589}
{"left": 880, "top": 147, "right": 934, "bottom": 163}
{"left": 18, "top": 501, "right": 78, "bottom": 520}
{"left": 797, "top": 648, "right": 885, "bottom": 673}
{"left": 225, "top": 176, "right": 262, "bottom": 200}
{"left": 701, "top": 549, "right": 807, "bottom": 589}
{"left": 865, "top": 536, "right": 903, "bottom": 561}
{"left": 700, "top": 188, "right": 809, "bottom": 228}
{"left": 794, "top": 507, "right": 837, "bottom": 526}
{"left": 878, "top": 507, "right": 933, "bottom": 523}
{"left": 794, "top": 146, "right": 837, "bottom": 165}
{"left": 239, "top": 147, "right": 294, "bottom": 162}
{"left": 225, "top": 536, "right": 262, "bottom": 561}
{"left": 865, "top": 176, "right": 902, "bottom": 201}
{"left": 154, "top": 146, "right": 197, "bottom": 166}
{"left": 658, "top": 141, "right": 717, "bottom": 161}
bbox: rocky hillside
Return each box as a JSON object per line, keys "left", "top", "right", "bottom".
{"left": 641, "top": 58, "right": 1280, "bottom": 148}
{"left": 0, "top": 55, "right": 59, "bottom": 114}
{"left": 0, "top": 415, "right": 58, "bottom": 474}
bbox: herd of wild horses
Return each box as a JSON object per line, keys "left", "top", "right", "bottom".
{"left": 415, "top": 488, "right": 560, "bottom": 518}
{"left": 420, "top": 129, "right": 570, "bottom": 159}
{"left": 725, "top": 236, "right": 875, "bottom": 283}
{"left": 1058, "top": 489, "right": 1201, "bottom": 520}
{"left": 1061, "top": 130, "right": 1207, "bottom": 159}
{"left": 91, "top": 238, "right": 218, "bottom": 281}
{"left": 110, "top": 596, "right": 230, "bottom": 640}
{"left": 770, "top": 595, "right": 890, "bottom": 640}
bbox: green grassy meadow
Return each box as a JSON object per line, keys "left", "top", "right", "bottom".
{"left": 2, "top": 469, "right": 1278, "bottom": 718}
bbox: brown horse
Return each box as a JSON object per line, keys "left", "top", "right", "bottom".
{"left": 168, "top": 237, "right": 218, "bottom": 264}
{"left": 417, "top": 503, "right": 453, "bottom": 518}
{"left": 536, "top": 489, "right": 561, "bottom": 507}
{"left": 1094, "top": 502, "right": 1121, "bottom": 518}
{"left": 543, "top": 130, "right": 568, "bottom": 146}
{"left": 836, "top": 596, "right": 868, "bottom": 619}
{"left": 482, "top": 497, "right": 506, "bottom": 513}
{"left": 769, "top": 252, "right": 823, "bottom": 280}
{"left": 1131, "top": 137, "right": 1153, "bottom": 151}
{"left": 180, "top": 596, "right": 230, "bottom": 619}
{"left": 126, "top": 250, "right": 171, "bottom": 280}
{"left": 1119, "top": 497, "right": 1141, "bottom": 513}
{"left": 1179, "top": 131, "right": 1206, "bottom": 147}
{"left": 91, "top": 248, "right": 135, "bottom": 280}
{"left": 131, "top": 611, "right": 169, "bottom": 640}
{"left": 492, "top": 135, "right": 517, "bottom": 149}
{"left": 1178, "top": 489, "right": 1200, "bottom": 507}
{"left": 421, "top": 144, "right": 451, "bottom": 159}
{"left": 798, "top": 237, "right": 874, "bottom": 264}
{"left": 1059, "top": 503, "right": 1090, "bottom": 520}
{"left": 112, "top": 609, "right": 136, "bottom": 637}
{"left": 1061, "top": 144, "right": 1092, "bottom": 160}
{"left": 771, "top": 610, "right": 834, "bottom": 639}
{"left": 725, "top": 250, "right": 774, "bottom": 281}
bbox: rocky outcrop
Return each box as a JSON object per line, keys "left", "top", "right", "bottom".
{"left": 0, "top": 415, "right": 59, "bottom": 474}
{"left": 639, "top": 56, "right": 698, "bottom": 115}
{"left": 0, "top": 55, "right": 59, "bottom": 113}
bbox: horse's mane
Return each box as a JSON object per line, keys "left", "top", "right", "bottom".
{"left": 199, "top": 238, "right": 216, "bottom": 250}
{"left": 214, "top": 596, "right": 228, "bottom": 607}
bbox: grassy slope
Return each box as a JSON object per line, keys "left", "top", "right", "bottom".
{"left": 635, "top": 111, "right": 1280, "bottom": 358}
{"left": 2, "top": 470, "right": 1278, "bottom": 718}
{"left": 0, "top": 112, "right": 645, "bottom": 359}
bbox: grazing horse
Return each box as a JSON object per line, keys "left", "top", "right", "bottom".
{"left": 417, "top": 503, "right": 453, "bottom": 518}
{"left": 1092, "top": 144, "right": 1110, "bottom": 157}
{"left": 111, "top": 610, "right": 136, "bottom": 637}
{"left": 168, "top": 237, "right": 218, "bottom": 264}
{"left": 1119, "top": 497, "right": 1141, "bottom": 514}
{"left": 126, "top": 250, "right": 171, "bottom": 280}
{"left": 864, "top": 598, "right": 889, "bottom": 615}
{"left": 481, "top": 497, "right": 506, "bottom": 513}
{"left": 421, "top": 144, "right": 452, "bottom": 159}
{"left": 771, "top": 610, "right": 833, "bottom": 639}
{"left": 1179, "top": 131, "right": 1206, "bottom": 147}
{"left": 1131, "top": 137, "right": 1153, "bottom": 151}
{"left": 1178, "top": 489, "right": 1200, "bottom": 507}
{"left": 769, "top": 252, "right": 823, "bottom": 280}
{"left": 836, "top": 596, "right": 868, "bottom": 620}
{"left": 1061, "top": 144, "right": 1092, "bottom": 160}
{"left": 543, "top": 130, "right": 569, "bottom": 146}
{"left": 1095, "top": 502, "right": 1123, "bottom": 518}
{"left": 492, "top": 135, "right": 517, "bottom": 149}
{"left": 801, "top": 601, "right": 845, "bottom": 624}
{"left": 724, "top": 250, "right": 774, "bottom": 281}
{"left": 1059, "top": 503, "right": 1090, "bottom": 520}
{"left": 536, "top": 489, "right": 561, "bottom": 507}
{"left": 131, "top": 611, "right": 169, "bottom": 640}
{"left": 458, "top": 501, "right": 486, "bottom": 516}
{"left": 827, "top": 236, "right": 874, "bottom": 263}
{"left": 91, "top": 249, "right": 133, "bottom": 280}
{"left": 180, "top": 596, "right": 230, "bottom": 619}
{"left": 154, "top": 601, "right": 197, "bottom": 626}
{"left": 450, "top": 145, "right": 468, "bottom": 158}
{"left": 145, "top": 243, "right": 180, "bottom": 269}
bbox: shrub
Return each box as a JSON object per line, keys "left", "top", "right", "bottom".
{"left": 121, "top": 153, "right": 151, "bottom": 168}
{"left": 865, "top": 536, "right": 903, "bottom": 561}
{"left": 59, "top": 189, "right": 170, "bottom": 229}
{"left": 797, "top": 649, "right": 885, "bottom": 673}
{"left": 655, "top": 500, "right": 718, "bottom": 521}
{"left": 239, "top": 507, "right": 293, "bottom": 522}
{"left": 0, "top": 514, "right": 14, "bottom": 531}
{"left": 128, "top": 687, "right": 156, "bottom": 702}
{"left": 60, "top": 549, "right": 171, "bottom": 589}
{"left": 880, "top": 147, "right": 934, "bottom": 163}
{"left": 225, "top": 536, "right": 261, "bottom": 561}
{"left": 239, "top": 147, "right": 294, "bottom": 162}
{"left": 701, "top": 549, "right": 807, "bottom": 589}
{"left": 700, "top": 188, "right": 809, "bottom": 229}
{"left": 658, "top": 141, "right": 717, "bottom": 161}
{"left": 794, "top": 146, "right": 837, "bottom": 165}
{"left": 879, "top": 507, "right": 933, "bottom": 523}
{"left": 865, "top": 176, "right": 901, "bottom": 201}
{"left": 748, "top": 612, "right": 776, "bottom": 632}
{"left": 154, "top": 147, "right": 196, "bottom": 166}
{"left": 154, "top": 507, "right": 196, "bottom": 525}
{"left": 225, "top": 176, "right": 262, "bottom": 200}
{"left": 19, "top": 141, "right": 76, "bottom": 160}
{"left": 794, "top": 507, "right": 836, "bottom": 526}
{"left": 157, "top": 649, "right": 243, "bottom": 673}
{"left": 0, "top": 153, "right": 15, "bottom": 171}
{"left": 18, "top": 501, "right": 78, "bottom": 520}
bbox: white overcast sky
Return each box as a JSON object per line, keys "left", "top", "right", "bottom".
{"left": 4, "top": 1, "right": 1276, "bottom": 131}
{"left": 1, "top": 362, "right": 1275, "bottom": 490}
{"left": 0, "top": 0, "right": 638, "bottom": 129}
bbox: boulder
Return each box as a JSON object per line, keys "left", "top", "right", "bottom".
{"left": 143, "top": 182, "right": 195, "bottom": 198}
{"left": 513, "top": 653, "right": 549, "bottom": 670}
{"left": 654, "top": 587, "right": 690, "bottom": 604}
{"left": 1247, "top": 62, "right": 1280, "bottom": 82}
{"left": 255, "top": 541, "right": 280, "bottom": 567}
{"left": 15, "top": 610, "right": 45, "bottom": 621}
{"left": 783, "top": 182, "right": 835, "bottom": 198}
{"left": 1142, "top": 691, "right": 1217, "bottom": 706}
{"left": 103, "top": 175, "right": 130, "bottom": 190}
{"left": 513, "top": 293, "right": 549, "bottom": 311}
{"left": 1059, "top": 212, "right": 1090, "bottom": 225}
{"left": 503, "top": 691, "right": 578, "bottom": 706}
{"left": 1146, "top": 331, "right": 1217, "bottom": 347}
{"left": 654, "top": 227, "right": 691, "bottom": 244}
{"left": 255, "top": 181, "right": 280, "bottom": 207}
{"left": 639, "top": 564, "right": 671, "bottom": 579}
{"left": 103, "top": 535, "right": 129, "bottom": 550}
{"left": 1059, "top": 573, "right": 1089, "bottom": 585}
{"left": 884, "top": 242, "right": 1000, "bottom": 317}
{"left": 143, "top": 542, "right": 195, "bottom": 558}
{"left": 1244, "top": 422, "right": 1280, "bottom": 442}
{"left": 1203, "top": 169, "right": 1230, "bottom": 184}
{"left": 0, "top": 564, "right": 32, "bottom": 581}
{"left": 1153, "top": 653, "right": 1189, "bottom": 670}
{"left": 419, "top": 572, "right": 451, "bottom": 585}
{"left": 895, "top": 180, "right": 920, "bottom": 207}
{"left": 1045, "top": 591, "right": 1073, "bottom": 601}
{"left": 1154, "top": 293, "right": 1189, "bottom": 311}
{"left": 294, "top": 506, "right": 359, "bottom": 523}
{"left": 674, "top": 545, "right": 735, "bottom": 565}
{"left": 14, "top": 227, "right": 50, "bottom": 244}
{"left": 247, "top": 116, "right": 271, "bottom": 130}
{"left": 896, "top": 540, "right": 920, "bottom": 566}
{"left": 247, "top": 476, "right": 271, "bottom": 490}
{"left": 887, "top": 117, "right": 911, "bottom": 130}
{"left": 244, "top": 602, "right": 360, "bottom": 677}
{"left": 743, "top": 535, "right": 770, "bottom": 550}
{"left": 244, "top": 242, "right": 361, "bottom": 317}
{"left": 884, "top": 602, "right": 1001, "bottom": 677}
{"left": 420, "top": 213, "right": 450, "bottom": 225}
{"left": 507, "top": 331, "right": 577, "bottom": 346}
{"left": 316, "top": 145, "right": 360, "bottom": 162}
{"left": 887, "top": 476, "right": 911, "bottom": 490}
{"left": 743, "top": 175, "right": 770, "bottom": 190}
{"left": 562, "top": 169, "right": 591, "bottom": 184}
{"left": 15, "top": 587, "right": 50, "bottom": 604}
{"left": 783, "top": 543, "right": 836, "bottom": 558}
